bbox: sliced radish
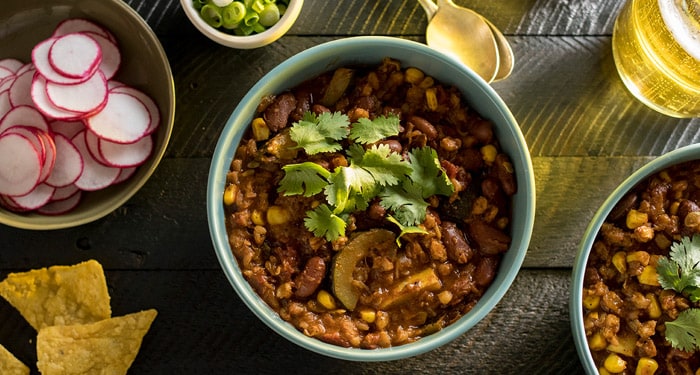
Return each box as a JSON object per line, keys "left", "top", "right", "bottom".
{"left": 49, "top": 119, "right": 85, "bottom": 139}
{"left": 50, "top": 183, "right": 80, "bottom": 201}
{"left": 0, "top": 194, "right": 30, "bottom": 212}
{"left": 0, "top": 105, "right": 49, "bottom": 134}
{"left": 112, "top": 85, "right": 160, "bottom": 135}
{"left": 3, "top": 126, "right": 47, "bottom": 165}
{"left": 98, "top": 135, "right": 153, "bottom": 168}
{"left": 35, "top": 130, "right": 57, "bottom": 183}
{"left": 0, "top": 75, "right": 15, "bottom": 94}
{"left": 72, "top": 130, "right": 120, "bottom": 191}
{"left": 53, "top": 19, "right": 116, "bottom": 44}
{"left": 45, "top": 133, "right": 83, "bottom": 187}
{"left": 7, "top": 183, "right": 55, "bottom": 210}
{"left": 32, "top": 37, "right": 88, "bottom": 85}
{"left": 46, "top": 70, "right": 107, "bottom": 114}
{"left": 37, "top": 189, "right": 82, "bottom": 215}
{"left": 31, "top": 73, "right": 84, "bottom": 120}
{"left": 8, "top": 69, "right": 36, "bottom": 108}
{"left": 84, "top": 91, "right": 150, "bottom": 144}
{"left": 48, "top": 33, "right": 102, "bottom": 79}
{"left": 0, "top": 58, "right": 24, "bottom": 73}
{"left": 84, "top": 129, "right": 109, "bottom": 165}
{"left": 113, "top": 166, "right": 138, "bottom": 184}
{"left": 85, "top": 32, "right": 120, "bottom": 80}
{"left": 0, "top": 132, "right": 43, "bottom": 196}
{"left": 0, "top": 91, "right": 11, "bottom": 120}
{"left": 0, "top": 66, "right": 14, "bottom": 81}
{"left": 15, "top": 63, "right": 34, "bottom": 76}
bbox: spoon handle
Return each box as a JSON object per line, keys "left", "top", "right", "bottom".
{"left": 417, "top": 0, "right": 438, "bottom": 20}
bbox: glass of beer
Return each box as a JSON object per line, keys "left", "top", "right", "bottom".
{"left": 612, "top": 0, "right": 700, "bottom": 118}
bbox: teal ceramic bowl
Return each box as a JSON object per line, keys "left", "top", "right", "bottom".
{"left": 570, "top": 144, "right": 700, "bottom": 374}
{"left": 207, "top": 36, "right": 536, "bottom": 361}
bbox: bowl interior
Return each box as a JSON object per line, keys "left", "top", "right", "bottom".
{"left": 179, "top": 0, "right": 304, "bottom": 49}
{"left": 0, "top": 0, "right": 175, "bottom": 230}
{"left": 570, "top": 143, "right": 700, "bottom": 373}
{"left": 207, "top": 36, "right": 535, "bottom": 361}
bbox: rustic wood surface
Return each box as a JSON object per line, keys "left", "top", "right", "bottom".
{"left": 2, "top": 0, "right": 699, "bottom": 373}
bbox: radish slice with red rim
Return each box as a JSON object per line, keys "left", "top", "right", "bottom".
{"left": 3, "top": 126, "right": 47, "bottom": 165}
{"left": 85, "top": 91, "right": 150, "bottom": 144}
{"left": 0, "top": 58, "right": 24, "bottom": 74}
{"left": 0, "top": 92, "right": 11, "bottom": 120}
{"left": 0, "top": 105, "right": 50, "bottom": 134}
{"left": 53, "top": 19, "right": 116, "bottom": 44}
{"left": 49, "top": 119, "right": 85, "bottom": 139}
{"left": 72, "top": 130, "right": 120, "bottom": 191}
{"left": 84, "top": 129, "right": 109, "bottom": 165}
{"left": 99, "top": 135, "right": 153, "bottom": 168}
{"left": 32, "top": 38, "right": 89, "bottom": 85}
{"left": 45, "top": 133, "right": 83, "bottom": 188}
{"left": 31, "top": 73, "right": 84, "bottom": 120}
{"left": 85, "top": 32, "right": 120, "bottom": 80}
{"left": 111, "top": 85, "right": 160, "bottom": 135}
{"left": 37, "top": 189, "right": 82, "bottom": 215}
{"left": 7, "top": 183, "right": 55, "bottom": 210}
{"left": 48, "top": 33, "right": 102, "bottom": 79}
{"left": 9, "top": 69, "right": 36, "bottom": 108}
{"left": 0, "top": 132, "right": 43, "bottom": 196}
{"left": 50, "top": 183, "right": 80, "bottom": 201}
{"left": 45, "top": 70, "right": 107, "bottom": 114}
{"left": 113, "top": 166, "right": 138, "bottom": 185}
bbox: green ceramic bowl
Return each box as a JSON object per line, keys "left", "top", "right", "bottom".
{"left": 0, "top": 0, "right": 175, "bottom": 230}
{"left": 207, "top": 36, "right": 536, "bottom": 361}
{"left": 570, "top": 144, "right": 700, "bottom": 374}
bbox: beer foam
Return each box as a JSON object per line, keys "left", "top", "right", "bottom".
{"left": 659, "top": 0, "right": 700, "bottom": 61}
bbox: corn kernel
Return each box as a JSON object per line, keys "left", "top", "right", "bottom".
{"left": 612, "top": 251, "right": 627, "bottom": 274}
{"left": 599, "top": 367, "right": 612, "bottom": 375}
{"left": 251, "top": 209, "right": 265, "bottom": 226}
{"left": 604, "top": 353, "right": 627, "bottom": 373}
{"left": 626, "top": 209, "right": 648, "bottom": 229}
{"left": 583, "top": 294, "right": 601, "bottom": 310}
{"left": 635, "top": 357, "right": 658, "bottom": 375}
{"left": 359, "top": 308, "right": 376, "bottom": 323}
{"left": 404, "top": 67, "right": 425, "bottom": 84}
{"left": 638, "top": 265, "right": 660, "bottom": 286}
{"left": 251, "top": 117, "right": 270, "bottom": 141}
{"left": 425, "top": 87, "right": 438, "bottom": 111}
{"left": 647, "top": 293, "right": 661, "bottom": 319}
{"left": 588, "top": 332, "right": 607, "bottom": 351}
{"left": 316, "top": 290, "right": 337, "bottom": 310}
{"left": 654, "top": 233, "right": 672, "bottom": 249}
{"left": 223, "top": 184, "right": 238, "bottom": 206}
{"left": 626, "top": 251, "right": 650, "bottom": 266}
{"left": 481, "top": 144, "right": 498, "bottom": 165}
{"left": 418, "top": 75, "right": 434, "bottom": 88}
{"left": 438, "top": 290, "right": 453, "bottom": 305}
{"left": 266, "top": 206, "right": 291, "bottom": 225}
{"left": 669, "top": 201, "right": 680, "bottom": 216}
{"left": 685, "top": 211, "right": 700, "bottom": 228}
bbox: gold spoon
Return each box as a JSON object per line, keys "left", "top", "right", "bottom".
{"left": 418, "top": 0, "right": 513, "bottom": 82}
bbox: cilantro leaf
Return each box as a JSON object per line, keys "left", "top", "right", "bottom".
{"left": 386, "top": 215, "right": 428, "bottom": 247}
{"left": 325, "top": 164, "right": 378, "bottom": 214}
{"left": 349, "top": 114, "right": 401, "bottom": 144}
{"left": 657, "top": 234, "right": 700, "bottom": 297}
{"left": 304, "top": 204, "right": 346, "bottom": 241}
{"left": 379, "top": 182, "right": 430, "bottom": 227}
{"left": 289, "top": 111, "right": 349, "bottom": 154}
{"left": 278, "top": 162, "right": 331, "bottom": 196}
{"left": 407, "top": 146, "right": 454, "bottom": 198}
{"left": 665, "top": 308, "right": 700, "bottom": 352}
{"left": 349, "top": 144, "right": 412, "bottom": 187}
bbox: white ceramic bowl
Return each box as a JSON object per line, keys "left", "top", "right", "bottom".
{"left": 0, "top": 0, "right": 175, "bottom": 230}
{"left": 180, "top": 0, "right": 303, "bottom": 49}
{"left": 207, "top": 36, "right": 536, "bottom": 361}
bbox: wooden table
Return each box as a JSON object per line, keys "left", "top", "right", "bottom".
{"left": 2, "top": 0, "right": 699, "bottom": 373}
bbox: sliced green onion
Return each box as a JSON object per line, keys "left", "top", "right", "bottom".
{"left": 244, "top": 10, "right": 260, "bottom": 26}
{"left": 258, "top": 4, "right": 280, "bottom": 27}
{"left": 212, "top": 0, "right": 234, "bottom": 7}
{"left": 251, "top": 21, "right": 266, "bottom": 34}
{"left": 193, "top": 0, "right": 208, "bottom": 10}
{"left": 252, "top": 0, "right": 265, "bottom": 13}
{"left": 200, "top": 4, "right": 223, "bottom": 28}
{"left": 234, "top": 23, "right": 254, "bottom": 36}
{"left": 222, "top": 1, "right": 246, "bottom": 28}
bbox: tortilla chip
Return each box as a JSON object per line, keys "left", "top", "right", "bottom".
{"left": 0, "top": 343, "right": 29, "bottom": 375}
{"left": 36, "top": 309, "right": 157, "bottom": 375}
{"left": 0, "top": 259, "right": 111, "bottom": 330}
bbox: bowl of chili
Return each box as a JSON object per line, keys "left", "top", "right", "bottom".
{"left": 571, "top": 144, "right": 700, "bottom": 374}
{"left": 208, "top": 36, "right": 536, "bottom": 361}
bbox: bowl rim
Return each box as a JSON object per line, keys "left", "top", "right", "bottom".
{"left": 0, "top": 0, "right": 175, "bottom": 230}
{"left": 179, "top": 0, "right": 304, "bottom": 49}
{"left": 207, "top": 36, "right": 535, "bottom": 361}
{"left": 570, "top": 143, "right": 700, "bottom": 374}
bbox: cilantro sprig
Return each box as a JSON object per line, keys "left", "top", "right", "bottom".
{"left": 656, "top": 234, "right": 700, "bottom": 351}
{"left": 278, "top": 111, "right": 454, "bottom": 241}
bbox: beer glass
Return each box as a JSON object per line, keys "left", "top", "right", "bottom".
{"left": 612, "top": 0, "right": 700, "bottom": 118}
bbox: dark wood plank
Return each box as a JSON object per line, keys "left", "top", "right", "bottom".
{"left": 0, "top": 268, "right": 584, "bottom": 374}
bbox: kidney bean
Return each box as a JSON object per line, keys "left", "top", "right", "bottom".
{"left": 408, "top": 115, "right": 438, "bottom": 140}
{"left": 440, "top": 221, "right": 474, "bottom": 264}
{"left": 312, "top": 104, "right": 331, "bottom": 114}
{"left": 467, "top": 220, "right": 511, "bottom": 255}
{"left": 474, "top": 256, "right": 498, "bottom": 287}
{"left": 376, "top": 139, "right": 402, "bottom": 154}
{"left": 495, "top": 154, "right": 517, "bottom": 196}
{"left": 468, "top": 119, "right": 493, "bottom": 144}
{"left": 264, "top": 92, "right": 297, "bottom": 132}
{"left": 295, "top": 256, "right": 326, "bottom": 298}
